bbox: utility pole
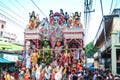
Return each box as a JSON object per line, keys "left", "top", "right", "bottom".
{"left": 100, "top": 0, "right": 107, "bottom": 51}
{"left": 84, "top": 0, "right": 95, "bottom": 13}
{"left": 100, "top": 0, "right": 108, "bottom": 69}
{"left": 84, "top": 0, "right": 95, "bottom": 45}
{"left": 84, "top": 0, "right": 95, "bottom": 64}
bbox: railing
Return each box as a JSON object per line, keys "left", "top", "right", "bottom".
{"left": 105, "top": 37, "right": 111, "bottom": 48}
{"left": 39, "top": 48, "right": 82, "bottom": 55}
{"left": 38, "top": 48, "right": 83, "bottom": 58}
{"left": 39, "top": 48, "right": 81, "bottom": 51}
{"left": 94, "top": 20, "right": 104, "bottom": 46}
{"left": 25, "top": 29, "right": 41, "bottom": 33}
{"left": 63, "top": 27, "right": 84, "bottom": 32}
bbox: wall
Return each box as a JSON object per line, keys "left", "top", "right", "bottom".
{"left": 111, "top": 17, "right": 120, "bottom": 75}
{"left": 0, "top": 20, "right": 6, "bottom": 37}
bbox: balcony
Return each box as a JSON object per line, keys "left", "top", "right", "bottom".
{"left": 24, "top": 28, "right": 41, "bottom": 34}
{"left": 111, "top": 8, "right": 120, "bottom": 17}
{"left": 63, "top": 28, "right": 84, "bottom": 39}
{"left": 94, "top": 15, "right": 115, "bottom": 47}
{"left": 99, "top": 37, "right": 111, "bottom": 52}
{"left": 94, "top": 20, "right": 104, "bottom": 46}
{"left": 24, "top": 29, "right": 41, "bottom": 40}
{"left": 63, "top": 27, "right": 84, "bottom": 32}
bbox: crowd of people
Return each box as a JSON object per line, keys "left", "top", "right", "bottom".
{"left": 1, "top": 61, "right": 120, "bottom": 80}
{"left": 0, "top": 44, "right": 120, "bottom": 80}
{"left": 0, "top": 45, "right": 120, "bottom": 80}
{"left": 0, "top": 9, "right": 120, "bottom": 80}
{"left": 0, "top": 52, "right": 81, "bottom": 80}
{"left": 0, "top": 48, "right": 84, "bottom": 80}
{"left": 20, "top": 47, "right": 85, "bottom": 80}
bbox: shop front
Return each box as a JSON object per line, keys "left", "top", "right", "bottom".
{"left": 0, "top": 50, "right": 22, "bottom": 73}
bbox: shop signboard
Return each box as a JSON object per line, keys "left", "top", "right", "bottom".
{"left": 3, "top": 54, "right": 18, "bottom": 62}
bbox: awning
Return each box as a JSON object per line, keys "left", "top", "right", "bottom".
{"left": 10, "top": 44, "right": 23, "bottom": 51}
{"left": 0, "top": 40, "right": 23, "bottom": 51}
{"left": 0, "top": 57, "right": 11, "bottom": 63}
{"left": 0, "top": 41, "right": 12, "bottom": 49}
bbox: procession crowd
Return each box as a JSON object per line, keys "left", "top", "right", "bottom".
{"left": 0, "top": 62, "right": 120, "bottom": 80}
{"left": 0, "top": 9, "right": 120, "bottom": 80}
{"left": 0, "top": 47, "right": 120, "bottom": 80}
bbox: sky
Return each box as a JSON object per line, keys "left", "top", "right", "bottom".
{"left": 85, "top": 0, "right": 120, "bottom": 45}
{"left": 0, "top": 0, "right": 120, "bottom": 45}
{"left": 0, "top": 0, "right": 84, "bottom": 42}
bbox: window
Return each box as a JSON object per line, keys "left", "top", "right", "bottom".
{"left": 4, "top": 40, "right": 7, "bottom": 42}
{"left": 0, "top": 31, "right": 3, "bottom": 37}
{"left": 2, "top": 48, "right": 5, "bottom": 50}
{"left": 1, "top": 24, "right": 4, "bottom": 29}
{"left": 116, "top": 49, "right": 120, "bottom": 74}
{"left": 118, "top": 32, "right": 120, "bottom": 42}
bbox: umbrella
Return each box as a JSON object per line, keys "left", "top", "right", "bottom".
{"left": 54, "top": 12, "right": 60, "bottom": 16}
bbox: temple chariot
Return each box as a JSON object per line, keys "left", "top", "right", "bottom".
{"left": 24, "top": 9, "right": 85, "bottom": 65}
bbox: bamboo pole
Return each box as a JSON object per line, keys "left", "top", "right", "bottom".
{"left": 39, "top": 48, "right": 81, "bottom": 55}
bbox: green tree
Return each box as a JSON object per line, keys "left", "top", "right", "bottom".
{"left": 85, "top": 41, "right": 99, "bottom": 58}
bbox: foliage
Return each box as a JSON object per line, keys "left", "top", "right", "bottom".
{"left": 38, "top": 49, "right": 53, "bottom": 65}
{"left": 85, "top": 41, "right": 99, "bottom": 58}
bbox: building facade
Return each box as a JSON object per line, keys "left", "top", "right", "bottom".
{"left": 0, "top": 20, "right": 17, "bottom": 42}
{"left": 0, "top": 20, "right": 23, "bottom": 51}
{"left": 0, "top": 50, "right": 22, "bottom": 73}
{"left": 93, "top": 9, "right": 120, "bottom": 75}
{"left": 0, "top": 20, "right": 6, "bottom": 38}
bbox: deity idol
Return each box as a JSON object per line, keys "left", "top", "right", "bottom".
{"left": 59, "top": 9, "right": 64, "bottom": 25}
{"left": 49, "top": 10, "right": 54, "bottom": 26}
{"left": 73, "top": 12, "right": 80, "bottom": 27}
{"left": 31, "top": 49, "right": 39, "bottom": 65}
{"left": 54, "top": 41, "right": 63, "bottom": 59}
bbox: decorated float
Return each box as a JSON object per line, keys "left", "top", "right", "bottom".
{"left": 23, "top": 9, "right": 85, "bottom": 66}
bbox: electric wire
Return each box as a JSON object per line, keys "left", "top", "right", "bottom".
{"left": 109, "top": 0, "right": 113, "bottom": 14}
{"left": 93, "top": 0, "right": 96, "bottom": 10}
{"left": 15, "top": 0, "right": 29, "bottom": 12}
{"left": 84, "top": 0, "right": 89, "bottom": 44}
{"left": 84, "top": 0, "right": 94, "bottom": 45}
{"left": 84, "top": 0, "right": 88, "bottom": 42}
{"left": 0, "top": 1, "right": 27, "bottom": 22}
{"left": 9, "top": 0, "right": 27, "bottom": 17}
{"left": 31, "top": 0, "right": 46, "bottom": 17}
{"left": 0, "top": 13, "right": 25, "bottom": 29}
{"left": 0, "top": 8, "right": 26, "bottom": 26}
{"left": 100, "top": 0, "right": 107, "bottom": 52}
{"left": 114, "top": 0, "right": 118, "bottom": 9}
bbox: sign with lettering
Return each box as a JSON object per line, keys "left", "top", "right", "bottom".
{"left": 3, "top": 54, "right": 18, "bottom": 62}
